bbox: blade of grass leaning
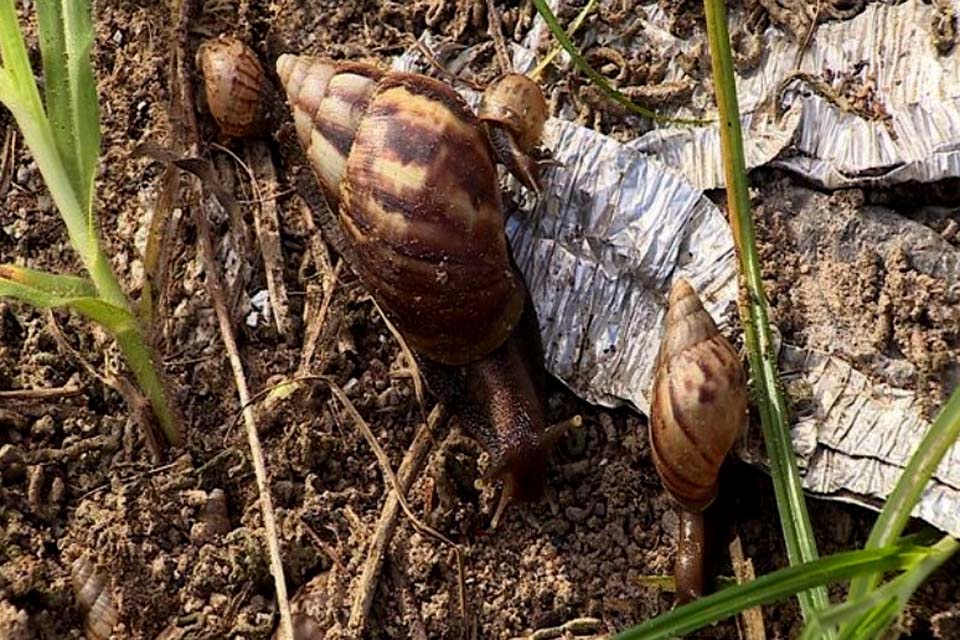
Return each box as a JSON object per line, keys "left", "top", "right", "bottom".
{"left": 530, "top": 0, "right": 709, "bottom": 126}
{"left": 701, "top": 0, "right": 830, "bottom": 623}
{"left": 528, "top": 0, "right": 597, "bottom": 80}
{"left": 804, "top": 535, "right": 959, "bottom": 640}
{"left": 0, "top": 264, "right": 98, "bottom": 298}
{"left": 847, "top": 386, "right": 960, "bottom": 601}
{"left": 613, "top": 537, "right": 936, "bottom": 640}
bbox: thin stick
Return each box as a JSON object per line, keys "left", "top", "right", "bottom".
{"left": 193, "top": 191, "right": 293, "bottom": 639}
{"left": 347, "top": 403, "right": 446, "bottom": 635}
{"left": 0, "top": 385, "right": 83, "bottom": 401}
{"left": 372, "top": 299, "right": 425, "bottom": 418}
{"left": 215, "top": 141, "right": 292, "bottom": 337}
{"left": 729, "top": 535, "right": 766, "bottom": 640}
{"left": 170, "top": 0, "right": 293, "bottom": 635}
{"left": 299, "top": 260, "right": 342, "bottom": 373}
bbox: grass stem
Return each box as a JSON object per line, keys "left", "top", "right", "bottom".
{"left": 701, "top": 0, "right": 829, "bottom": 623}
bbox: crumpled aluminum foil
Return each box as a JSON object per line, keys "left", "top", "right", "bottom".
{"left": 394, "top": 33, "right": 960, "bottom": 537}
{"left": 530, "top": 0, "right": 960, "bottom": 191}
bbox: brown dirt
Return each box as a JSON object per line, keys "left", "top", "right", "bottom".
{"left": 1, "top": 1, "right": 959, "bottom": 639}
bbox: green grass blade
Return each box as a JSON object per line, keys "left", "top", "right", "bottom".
{"left": 848, "top": 388, "right": 960, "bottom": 602}
{"left": 530, "top": 0, "right": 708, "bottom": 125}
{"left": 62, "top": 0, "right": 100, "bottom": 216}
{"left": 614, "top": 540, "right": 933, "bottom": 640}
{"left": 809, "top": 536, "right": 958, "bottom": 639}
{"left": 0, "top": 277, "right": 134, "bottom": 333}
{"left": 529, "top": 0, "right": 597, "bottom": 80}
{"left": 701, "top": 0, "right": 830, "bottom": 624}
{"left": 0, "top": 264, "right": 96, "bottom": 297}
{"left": 35, "top": 0, "right": 100, "bottom": 225}
{"left": 0, "top": 0, "right": 44, "bottom": 114}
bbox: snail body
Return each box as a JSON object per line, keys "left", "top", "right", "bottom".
{"left": 277, "top": 55, "right": 549, "bottom": 505}
{"left": 650, "top": 279, "right": 747, "bottom": 602}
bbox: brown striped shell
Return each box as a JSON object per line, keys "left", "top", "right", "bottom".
{"left": 197, "top": 36, "right": 270, "bottom": 138}
{"left": 72, "top": 555, "right": 119, "bottom": 640}
{"left": 277, "top": 55, "right": 526, "bottom": 366}
{"left": 649, "top": 279, "right": 747, "bottom": 512}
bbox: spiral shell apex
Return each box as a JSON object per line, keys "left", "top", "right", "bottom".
{"left": 197, "top": 36, "right": 269, "bottom": 138}
{"left": 650, "top": 279, "right": 747, "bottom": 512}
{"left": 277, "top": 55, "right": 527, "bottom": 365}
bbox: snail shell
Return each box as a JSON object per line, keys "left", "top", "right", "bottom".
{"left": 72, "top": 556, "right": 118, "bottom": 640}
{"left": 649, "top": 279, "right": 747, "bottom": 512}
{"left": 478, "top": 74, "right": 548, "bottom": 194}
{"left": 277, "top": 55, "right": 526, "bottom": 366}
{"left": 196, "top": 36, "right": 270, "bottom": 138}
{"left": 478, "top": 73, "right": 547, "bottom": 154}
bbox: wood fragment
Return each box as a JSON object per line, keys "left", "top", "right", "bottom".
{"left": 243, "top": 141, "right": 292, "bottom": 337}
{"left": 0, "top": 127, "right": 16, "bottom": 198}
{"left": 373, "top": 299, "right": 426, "bottom": 417}
{"left": 729, "top": 535, "right": 766, "bottom": 640}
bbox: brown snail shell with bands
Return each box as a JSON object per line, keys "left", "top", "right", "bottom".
{"left": 277, "top": 55, "right": 526, "bottom": 367}
{"left": 277, "top": 53, "right": 555, "bottom": 511}
{"left": 650, "top": 279, "right": 747, "bottom": 512}
{"left": 196, "top": 36, "right": 271, "bottom": 139}
{"left": 650, "top": 279, "right": 747, "bottom": 602}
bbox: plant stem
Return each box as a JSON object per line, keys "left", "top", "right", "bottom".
{"left": 847, "top": 387, "right": 960, "bottom": 600}
{"left": 701, "top": 0, "right": 830, "bottom": 623}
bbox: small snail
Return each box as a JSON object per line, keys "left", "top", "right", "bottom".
{"left": 649, "top": 279, "right": 747, "bottom": 602}
{"left": 478, "top": 73, "right": 549, "bottom": 194}
{"left": 196, "top": 35, "right": 271, "bottom": 138}
{"left": 72, "top": 555, "right": 119, "bottom": 640}
{"left": 277, "top": 56, "right": 551, "bottom": 510}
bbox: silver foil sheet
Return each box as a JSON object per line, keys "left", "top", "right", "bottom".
{"left": 558, "top": 0, "right": 960, "bottom": 191}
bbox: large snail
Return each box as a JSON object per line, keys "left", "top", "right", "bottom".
{"left": 276, "top": 55, "right": 552, "bottom": 510}
{"left": 649, "top": 279, "right": 748, "bottom": 602}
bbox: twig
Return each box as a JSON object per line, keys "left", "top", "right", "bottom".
{"left": 729, "top": 534, "right": 766, "bottom": 640}
{"left": 344, "top": 402, "right": 448, "bottom": 635}
{"left": 523, "top": 617, "right": 604, "bottom": 640}
{"left": 0, "top": 126, "right": 15, "bottom": 198}
{"left": 46, "top": 312, "right": 162, "bottom": 460}
{"left": 0, "top": 385, "right": 84, "bottom": 401}
{"left": 299, "top": 260, "right": 342, "bottom": 373}
{"left": 169, "top": 0, "right": 293, "bottom": 636}
{"left": 372, "top": 299, "right": 425, "bottom": 418}
{"left": 194, "top": 187, "right": 293, "bottom": 638}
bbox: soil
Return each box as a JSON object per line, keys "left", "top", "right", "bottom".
{"left": 1, "top": 1, "right": 959, "bottom": 640}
